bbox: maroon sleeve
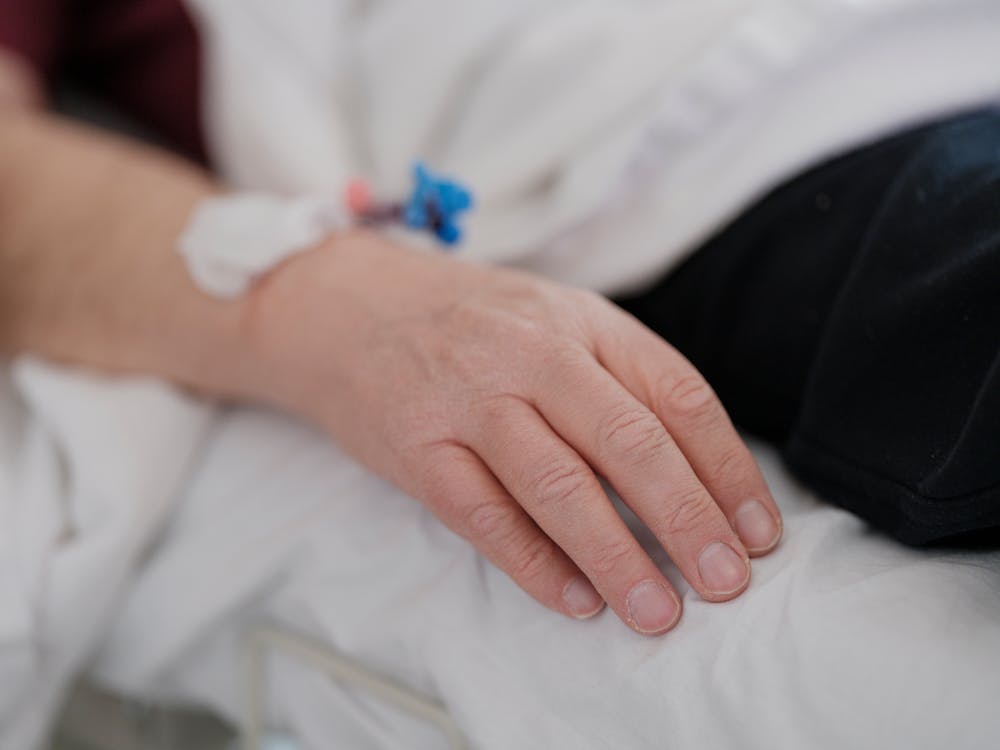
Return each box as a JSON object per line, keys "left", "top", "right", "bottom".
{"left": 0, "top": 0, "right": 69, "bottom": 76}
{"left": 0, "top": 0, "right": 206, "bottom": 162}
{"left": 66, "top": 0, "right": 206, "bottom": 161}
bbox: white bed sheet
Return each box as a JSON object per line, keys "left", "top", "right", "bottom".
{"left": 3, "top": 1, "right": 1000, "bottom": 746}
{"left": 190, "top": 0, "right": 1000, "bottom": 295}
{"left": 89, "top": 404, "right": 1000, "bottom": 750}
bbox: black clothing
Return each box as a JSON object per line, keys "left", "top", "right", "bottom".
{"left": 619, "top": 109, "right": 1000, "bottom": 546}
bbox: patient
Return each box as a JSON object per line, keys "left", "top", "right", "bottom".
{"left": 0, "top": 0, "right": 996, "bottom": 642}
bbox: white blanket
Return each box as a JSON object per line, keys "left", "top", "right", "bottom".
{"left": 94, "top": 407, "right": 1000, "bottom": 750}
{"left": 3, "top": 0, "right": 1000, "bottom": 747}
{"left": 193, "top": 0, "right": 1000, "bottom": 293}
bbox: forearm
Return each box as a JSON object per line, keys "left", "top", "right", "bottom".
{"left": 0, "top": 106, "right": 254, "bottom": 397}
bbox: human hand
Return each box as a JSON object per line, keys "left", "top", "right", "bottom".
{"left": 245, "top": 232, "right": 782, "bottom": 635}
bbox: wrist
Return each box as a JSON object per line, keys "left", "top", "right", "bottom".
{"left": 164, "top": 193, "right": 357, "bottom": 406}
{"left": 145, "top": 265, "right": 262, "bottom": 403}
{"left": 231, "top": 228, "right": 391, "bottom": 418}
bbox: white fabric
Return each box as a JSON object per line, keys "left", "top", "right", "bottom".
{"left": 191, "top": 0, "right": 1000, "bottom": 294}
{"left": 3, "top": 0, "right": 1000, "bottom": 748}
{"left": 179, "top": 194, "right": 349, "bottom": 298}
{"left": 4, "top": 364, "right": 1000, "bottom": 750}
{"left": 0, "top": 363, "right": 214, "bottom": 749}
{"left": 91, "top": 410, "right": 1000, "bottom": 750}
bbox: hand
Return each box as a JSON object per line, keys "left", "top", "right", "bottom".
{"left": 245, "top": 231, "right": 782, "bottom": 635}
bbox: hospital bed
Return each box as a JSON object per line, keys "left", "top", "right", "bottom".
{"left": 54, "top": 635, "right": 468, "bottom": 750}
{"left": 23, "top": 3, "right": 1000, "bottom": 743}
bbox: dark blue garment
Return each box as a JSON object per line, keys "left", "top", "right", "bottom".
{"left": 618, "top": 109, "right": 1000, "bottom": 546}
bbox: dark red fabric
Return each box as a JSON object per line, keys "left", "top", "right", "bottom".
{"left": 0, "top": 0, "right": 66, "bottom": 74}
{"left": 0, "top": 0, "right": 205, "bottom": 161}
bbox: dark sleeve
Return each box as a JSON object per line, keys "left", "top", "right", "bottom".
{"left": 0, "top": 0, "right": 69, "bottom": 77}
{"left": 0, "top": 0, "right": 206, "bottom": 163}
{"left": 65, "top": 0, "right": 206, "bottom": 162}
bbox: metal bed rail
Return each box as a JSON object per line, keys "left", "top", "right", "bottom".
{"left": 241, "top": 626, "right": 469, "bottom": 750}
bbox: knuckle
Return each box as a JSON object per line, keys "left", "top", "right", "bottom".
{"left": 540, "top": 341, "right": 593, "bottom": 385}
{"left": 663, "top": 486, "right": 716, "bottom": 536}
{"left": 526, "top": 460, "right": 592, "bottom": 510}
{"left": 713, "top": 446, "right": 755, "bottom": 494}
{"left": 477, "top": 393, "right": 521, "bottom": 432}
{"left": 659, "top": 374, "right": 718, "bottom": 421}
{"left": 463, "top": 500, "right": 515, "bottom": 541}
{"left": 589, "top": 538, "right": 635, "bottom": 576}
{"left": 598, "top": 407, "right": 672, "bottom": 465}
{"left": 572, "top": 287, "right": 614, "bottom": 320}
{"left": 572, "top": 286, "right": 607, "bottom": 307}
{"left": 463, "top": 503, "right": 553, "bottom": 587}
{"left": 509, "top": 317, "right": 550, "bottom": 353}
{"left": 507, "top": 536, "right": 556, "bottom": 586}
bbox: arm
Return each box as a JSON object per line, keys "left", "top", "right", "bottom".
{"left": 0, "top": 57, "right": 251, "bottom": 397}
{"left": 0, "top": 48, "right": 43, "bottom": 109}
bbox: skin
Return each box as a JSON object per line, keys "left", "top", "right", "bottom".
{"left": 0, "top": 57, "right": 782, "bottom": 636}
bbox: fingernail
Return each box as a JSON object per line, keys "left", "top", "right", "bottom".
{"left": 626, "top": 580, "right": 680, "bottom": 634}
{"left": 734, "top": 499, "right": 781, "bottom": 553}
{"left": 698, "top": 542, "right": 749, "bottom": 596}
{"left": 563, "top": 576, "right": 605, "bottom": 619}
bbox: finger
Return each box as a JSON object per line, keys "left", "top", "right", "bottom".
{"left": 418, "top": 442, "right": 606, "bottom": 621}
{"left": 468, "top": 397, "right": 682, "bottom": 636}
{"left": 592, "top": 304, "right": 783, "bottom": 556}
{"left": 534, "top": 350, "right": 751, "bottom": 603}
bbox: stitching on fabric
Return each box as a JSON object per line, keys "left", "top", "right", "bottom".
{"left": 792, "top": 116, "right": 1000, "bottom": 505}
{"left": 791, "top": 431, "right": 1000, "bottom": 507}
{"left": 918, "top": 339, "right": 1000, "bottom": 495}
{"left": 788, "top": 121, "right": 953, "bottom": 424}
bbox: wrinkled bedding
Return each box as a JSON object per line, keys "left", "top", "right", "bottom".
{"left": 3, "top": 358, "right": 1000, "bottom": 748}
{"left": 3, "top": 0, "right": 1000, "bottom": 747}
{"left": 96, "top": 399, "right": 1000, "bottom": 750}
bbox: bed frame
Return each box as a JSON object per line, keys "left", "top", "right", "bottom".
{"left": 241, "top": 626, "right": 470, "bottom": 749}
